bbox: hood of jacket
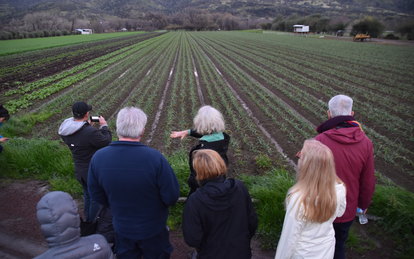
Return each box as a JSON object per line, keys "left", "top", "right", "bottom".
{"left": 58, "top": 118, "right": 86, "bottom": 136}
{"left": 321, "top": 127, "right": 366, "bottom": 145}
{"left": 36, "top": 191, "right": 80, "bottom": 247}
{"left": 196, "top": 176, "right": 237, "bottom": 211}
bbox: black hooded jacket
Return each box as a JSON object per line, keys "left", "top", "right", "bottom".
{"left": 182, "top": 176, "right": 257, "bottom": 259}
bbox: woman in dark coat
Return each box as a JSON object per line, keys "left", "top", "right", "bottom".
{"left": 182, "top": 149, "right": 257, "bottom": 259}
{"left": 170, "top": 105, "right": 230, "bottom": 195}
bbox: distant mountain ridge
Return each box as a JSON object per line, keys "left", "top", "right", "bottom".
{"left": 1, "top": 0, "right": 413, "bottom": 22}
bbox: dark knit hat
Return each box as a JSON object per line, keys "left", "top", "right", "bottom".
{"left": 72, "top": 102, "right": 92, "bottom": 118}
{"left": 0, "top": 105, "right": 10, "bottom": 120}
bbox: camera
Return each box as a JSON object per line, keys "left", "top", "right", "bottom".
{"left": 90, "top": 116, "right": 100, "bottom": 122}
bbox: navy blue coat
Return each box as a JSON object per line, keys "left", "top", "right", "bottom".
{"left": 88, "top": 141, "right": 180, "bottom": 240}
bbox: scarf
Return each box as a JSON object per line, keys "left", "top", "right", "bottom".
{"left": 316, "top": 115, "right": 363, "bottom": 133}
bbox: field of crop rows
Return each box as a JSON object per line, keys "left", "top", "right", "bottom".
{"left": 2, "top": 31, "right": 413, "bottom": 191}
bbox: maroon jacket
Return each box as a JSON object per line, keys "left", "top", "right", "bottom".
{"left": 316, "top": 127, "right": 375, "bottom": 223}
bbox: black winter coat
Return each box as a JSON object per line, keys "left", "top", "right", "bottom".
{"left": 182, "top": 176, "right": 258, "bottom": 259}
{"left": 188, "top": 131, "right": 230, "bottom": 194}
{"left": 58, "top": 119, "right": 111, "bottom": 184}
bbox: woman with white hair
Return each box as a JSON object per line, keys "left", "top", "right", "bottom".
{"left": 171, "top": 105, "right": 230, "bottom": 195}
{"left": 275, "top": 139, "right": 346, "bottom": 259}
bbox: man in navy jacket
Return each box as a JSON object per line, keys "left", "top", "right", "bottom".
{"left": 88, "top": 106, "right": 180, "bottom": 258}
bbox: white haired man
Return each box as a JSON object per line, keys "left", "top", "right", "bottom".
{"left": 315, "top": 95, "right": 375, "bottom": 259}
{"left": 88, "top": 107, "right": 180, "bottom": 258}
{"left": 170, "top": 105, "right": 230, "bottom": 195}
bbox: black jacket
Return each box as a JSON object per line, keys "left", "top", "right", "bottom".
{"left": 182, "top": 177, "right": 258, "bottom": 259}
{"left": 188, "top": 131, "right": 230, "bottom": 194}
{"left": 58, "top": 118, "right": 111, "bottom": 183}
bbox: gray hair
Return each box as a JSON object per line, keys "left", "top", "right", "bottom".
{"left": 328, "top": 95, "right": 353, "bottom": 117}
{"left": 194, "top": 105, "right": 225, "bottom": 135}
{"left": 116, "top": 107, "right": 147, "bottom": 139}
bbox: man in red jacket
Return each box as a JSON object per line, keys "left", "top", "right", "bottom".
{"left": 315, "top": 95, "right": 375, "bottom": 259}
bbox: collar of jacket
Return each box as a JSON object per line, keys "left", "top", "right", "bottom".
{"left": 200, "top": 132, "right": 224, "bottom": 142}
{"left": 316, "top": 115, "right": 357, "bottom": 133}
{"left": 110, "top": 141, "right": 145, "bottom": 146}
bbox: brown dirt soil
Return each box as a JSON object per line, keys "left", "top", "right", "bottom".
{"left": 0, "top": 180, "right": 275, "bottom": 258}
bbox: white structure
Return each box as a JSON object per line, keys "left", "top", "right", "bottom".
{"left": 293, "top": 25, "right": 309, "bottom": 33}
{"left": 75, "top": 29, "right": 93, "bottom": 35}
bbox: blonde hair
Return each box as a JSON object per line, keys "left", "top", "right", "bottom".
{"left": 288, "top": 139, "right": 342, "bottom": 223}
{"left": 193, "top": 149, "right": 227, "bottom": 181}
{"left": 193, "top": 105, "right": 225, "bottom": 135}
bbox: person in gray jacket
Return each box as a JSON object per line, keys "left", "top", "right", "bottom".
{"left": 58, "top": 101, "right": 112, "bottom": 221}
{"left": 34, "top": 191, "right": 114, "bottom": 259}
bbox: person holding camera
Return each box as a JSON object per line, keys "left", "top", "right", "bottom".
{"left": 58, "top": 101, "right": 112, "bottom": 222}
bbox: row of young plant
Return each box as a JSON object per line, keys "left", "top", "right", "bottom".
{"left": 205, "top": 32, "right": 413, "bottom": 120}
{"left": 205, "top": 34, "right": 414, "bottom": 150}
{"left": 32, "top": 33, "right": 178, "bottom": 138}
{"left": 153, "top": 32, "right": 201, "bottom": 153}
{"left": 189, "top": 33, "right": 315, "bottom": 155}
{"left": 0, "top": 32, "right": 161, "bottom": 83}
{"left": 192, "top": 32, "right": 413, "bottom": 176}
{"left": 244, "top": 38, "right": 413, "bottom": 108}
{"left": 185, "top": 33, "right": 287, "bottom": 170}
{"left": 4, "top": 34, "right": 168, "bottom": 114}
{"left": 258, "top": 33, "right": 414, "bottom": 84}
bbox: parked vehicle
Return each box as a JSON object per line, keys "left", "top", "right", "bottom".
{"left": 353, "top": 33, "right": 371, "bottom": 41}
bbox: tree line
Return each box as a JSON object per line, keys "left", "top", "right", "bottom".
{"left": 1, "top": 8, "right": 413, "bottom": 40}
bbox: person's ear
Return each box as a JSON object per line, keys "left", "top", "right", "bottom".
{"left": 327, "top": 110, "right": 332, "bottom": 119}
{"left": 351, "top": 111, "right": 354, "bottom": 116}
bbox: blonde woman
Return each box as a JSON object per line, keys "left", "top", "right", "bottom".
{"left": 182, "top": 149, "right": 257, "bottom": 259}
{"left": 275, "top": 139, "right": 346, "bottom": 259}
{"left": 171, "top": 105, "right": 230, "bottom": 195}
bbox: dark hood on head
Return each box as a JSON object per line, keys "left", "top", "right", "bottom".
{"left": 196, "top": 176, "right": 237, "bottom": 211}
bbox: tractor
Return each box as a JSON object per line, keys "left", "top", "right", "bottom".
{"left": 353, "top": 33, "right": 371, "bottom": 41}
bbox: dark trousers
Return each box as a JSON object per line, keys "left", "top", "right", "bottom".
{"left": 81, "top": 180, "right": 100, "bottom": 222}
{"left": 334, "top": 220, "right": 354, "bottom": 259}
{"left": 115, "top": 227, "right": 173, "bottom": 259}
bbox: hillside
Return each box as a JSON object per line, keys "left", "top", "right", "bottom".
{"left": 1, "top": 0, "right": 413, "bottom": 22}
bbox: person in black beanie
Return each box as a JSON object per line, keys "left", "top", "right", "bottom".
{"left": 58, "top": 101, "right": 112, "bottom": 222}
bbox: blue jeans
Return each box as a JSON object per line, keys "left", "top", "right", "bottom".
{"left": 82, "top": 181, "right": 100, "bottom": 222}
{"left": 115, "top": 227, "right": 173, "bottom": 259}
{"left": 334, "top": 220, "right": 354, "bottom": 259}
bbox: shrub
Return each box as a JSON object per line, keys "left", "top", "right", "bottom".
{"left": 351, "top": 16, "right": 385, "bottom": 38}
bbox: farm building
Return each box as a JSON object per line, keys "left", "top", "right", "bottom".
{"left": 293, "top": 25, "right": 309, "bottom": 33}
{"left": 75, "top": 29, "right": 93, "bottom": 35}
